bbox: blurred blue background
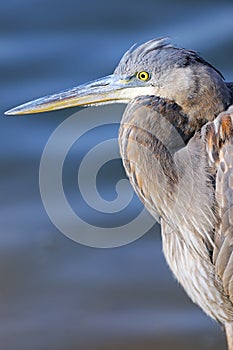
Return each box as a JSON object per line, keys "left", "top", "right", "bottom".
{"left": 1, "top": 0, "right": 233, "bottom": 349}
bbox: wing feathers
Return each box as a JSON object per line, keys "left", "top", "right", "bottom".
{"left": 204, "top": 107, "right": 233, "bottom": 303}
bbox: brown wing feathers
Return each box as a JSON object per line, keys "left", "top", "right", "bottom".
{"left": 204, "top": 106, "right": 233, "bottom": 302}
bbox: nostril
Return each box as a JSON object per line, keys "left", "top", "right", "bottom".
{"left": 90, "top": 82, "right": 110, "bottom": 88}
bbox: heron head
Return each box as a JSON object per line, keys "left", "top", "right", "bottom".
{"left": 5, "top": 38, "right": 229, "bottom": 117}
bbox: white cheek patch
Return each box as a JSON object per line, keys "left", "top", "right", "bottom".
{"left": 83, "top": 86, "right": 158, "bottom": 107}
{"left": 114, "top": 86, "right": 158, "bottom": 100}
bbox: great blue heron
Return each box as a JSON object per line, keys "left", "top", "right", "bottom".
{"left": 5, "top": 38, "right": 233, "bottom": 349}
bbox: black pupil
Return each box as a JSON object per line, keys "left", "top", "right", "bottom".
{"left": 141, "top": 73, "right": 145, "bottom": 79}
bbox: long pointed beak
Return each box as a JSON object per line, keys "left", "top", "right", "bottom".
{"left": 5, "top": 74, "right": 152, "bottom": 116}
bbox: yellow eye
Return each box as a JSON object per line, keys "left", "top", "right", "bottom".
{"left": 137, "top": 71, "right": 150, "bottom": 81}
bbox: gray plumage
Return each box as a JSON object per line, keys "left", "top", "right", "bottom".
{"left": 117, "top": 39, "right": 233, "bottom": 349}
{"left": 5, "top": 38, "right": 233, "bottom": 349}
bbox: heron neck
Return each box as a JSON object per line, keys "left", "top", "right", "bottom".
{"left": 118, "top": 96, "right": 188, "bottom": 220}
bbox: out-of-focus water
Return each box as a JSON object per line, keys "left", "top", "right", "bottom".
{"left": 1, "top": 1, "right": 233, "bottom": 349}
